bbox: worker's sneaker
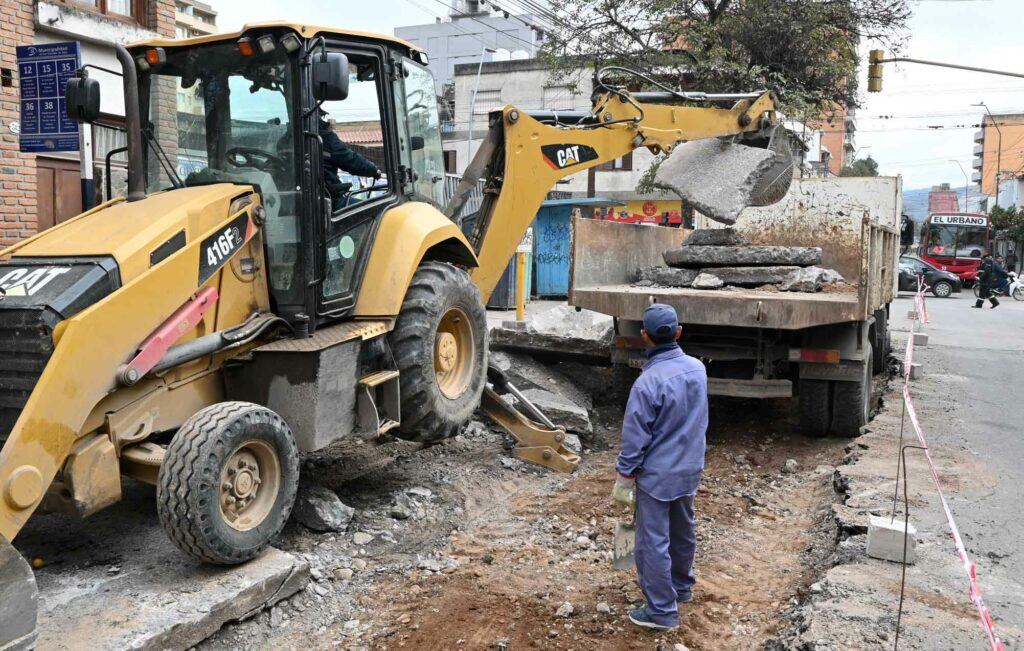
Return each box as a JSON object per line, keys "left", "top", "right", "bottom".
{"left": 628, "top": 608, "right": 678, "bottom": 631}
{"left": 677, "top": 591, "right": 693, "bottom": 604}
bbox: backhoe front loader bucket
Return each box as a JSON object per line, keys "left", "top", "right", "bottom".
{"left": 0, "top": 538, "right": 37, "bottom": 650}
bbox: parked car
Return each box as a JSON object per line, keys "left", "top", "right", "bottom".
{"left": 899, "top": 255, "right": 962, "bottom": 297}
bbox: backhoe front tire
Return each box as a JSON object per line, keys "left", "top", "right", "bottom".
{"left": 157, "top": 402, "right": 299, "bottom": 565}
{"left": 390, "top": 262, "right": 487, "bottom": 443}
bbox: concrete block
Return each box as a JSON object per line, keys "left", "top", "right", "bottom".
{"left": 910, "top": 362, "right": 924, "bottom": 380}
{"left": 664, "top": 245, "right": 822, "bottom": 268}
{"left": 912, "top": 332, "right": 929, "bottom": 347}
{"left": 635, "top": 266, "right": 699, "bottom": 287}
{"left": 19, "top": 485, "right": 310, "bottom": 651}
{"left": 683, "top": 228, "right": 749, "bottom": 247}
{"left": 866, "top": 514, "right": 917, "bottom": 564}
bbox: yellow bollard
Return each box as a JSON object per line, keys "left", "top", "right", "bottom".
{"left": 515, "top": 250, "right": 526, "bottom": 322}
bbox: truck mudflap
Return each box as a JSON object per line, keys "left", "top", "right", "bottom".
{"left": 0, "top": 537, "right": 37, "bottom": 651}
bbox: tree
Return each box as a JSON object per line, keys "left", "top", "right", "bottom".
{"left": 989, "top": 205, "right": 1024, "bottom": 243}
{"left": 538, "top": 0, "right": 911, "bottom": 116}
{"left": 839, "top": 156, "right": 879, "bottom": 177}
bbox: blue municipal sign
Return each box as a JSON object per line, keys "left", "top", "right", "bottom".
{"left": 17, "top": 42, "right": 81, "bottom": 153}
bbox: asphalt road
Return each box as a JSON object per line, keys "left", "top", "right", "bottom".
{"left": 890, "top": 289, "right": 1024, "bottom": 633}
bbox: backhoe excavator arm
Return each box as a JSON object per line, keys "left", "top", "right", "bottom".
{"left": 447, "top": 89, "right": 781, "bottom": 302}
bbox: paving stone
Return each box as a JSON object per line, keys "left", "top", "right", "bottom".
{"left": 664, "top": 245, "right": 822, "bottom": 268}
{"left": 866, "top": 515, "right": 916, "bottom": 564}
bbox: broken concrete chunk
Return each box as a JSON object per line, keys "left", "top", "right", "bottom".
{"left": 526, "top": 304, "right": 613, "bottom": 341}
{"left": 820, "top": 267, "right": 845, "bottom": 284}
{"left": 780, "top": 266, "right": 826, "bottom": 292}
{"left": 683, "top": 228, "right": 749, "bottom": 247}
{"left": 293, "top": 486, "right": 355, "bottom": 532}
{"left": 390, "top": 492, "right": 414, "bottom": 520}
{"left": 653, "top": 138, "right": 778, "bottom": 224}
{"left": 702, "top": 266, "right": 800, "bottom": 287}
{"left": 664, "top": 245, "right": 822, "bottom": 268}
{"left": 635, "top": 266, "right": 699, "bottom": 287}
{"left": 489, "top": 350, "right": 593, "bottom": 410}
{"left": 691, "top": 273, "right": 724, "bottom": 290}
{"left": 515, "top": 387, "right": 592, "bottom": 434}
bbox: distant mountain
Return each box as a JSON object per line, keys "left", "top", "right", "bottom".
{"left": 902, "top": 185, "right": 988, "bottom": 222}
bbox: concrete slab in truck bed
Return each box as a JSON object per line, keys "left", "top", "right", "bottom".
{"left": 571, "top": 283, "right": 861, "bottom": 330}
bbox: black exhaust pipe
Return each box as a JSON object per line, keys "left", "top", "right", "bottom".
{"left": 114, "top": 45, "right": 146, "bottom": 202}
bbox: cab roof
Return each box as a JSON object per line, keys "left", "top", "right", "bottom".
{"left": 130, "top": 21, "right": 422, "bottom": 55}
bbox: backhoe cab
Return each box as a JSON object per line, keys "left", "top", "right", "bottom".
{"left": 0, "top": 22, "right": 789, "bottom": 646}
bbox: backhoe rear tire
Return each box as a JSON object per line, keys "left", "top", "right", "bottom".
{"left": 157, "top": 402, "right": 299, "bottom": 565}
{"left": 390, "top": 262, "right": 488, "bottom": 443}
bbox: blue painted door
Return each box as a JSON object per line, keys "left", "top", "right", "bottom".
{"left": 534, "top": 206, "right": 572, "bottom": 296}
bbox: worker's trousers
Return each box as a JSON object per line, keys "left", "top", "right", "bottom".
{"left": 634, "top": 488, "right": 697, "bottom": 627}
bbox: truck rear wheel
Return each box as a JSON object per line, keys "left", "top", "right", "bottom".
{"left": 871, "top": 310, "right": 890, "bottom": 375}
{"left": 390, "top": 261, "right": 487, "bottom": 443}
{"left": 157, "top": 402, "right": 299, "bottom": 565}
{"left": 798, "top": 379, "right": 832, "bottom": 438}
{"left": 831, "top": 349, "right": 873, "bottom": 438}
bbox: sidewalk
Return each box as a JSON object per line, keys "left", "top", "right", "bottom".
{"left": 791, "top": 294, "right": 1023, "bottom": 650}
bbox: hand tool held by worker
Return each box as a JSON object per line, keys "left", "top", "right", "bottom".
{"left": 612, "top": 474, "right": 636, "bottom": 507}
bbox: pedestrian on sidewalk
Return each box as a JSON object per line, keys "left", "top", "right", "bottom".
{"left": 611, "top": 303, "right": 708, "bottom": 632}
{"left": 974, "top": 252, "right": 1006, "bottom": 309}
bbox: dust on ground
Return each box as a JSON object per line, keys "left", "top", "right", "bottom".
{"left": 202, "top": 361, "right": 854, "bottom": 651}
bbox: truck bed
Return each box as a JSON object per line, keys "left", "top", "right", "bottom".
{"left": 569, "top": 177, "right": 901, "bottom": 330}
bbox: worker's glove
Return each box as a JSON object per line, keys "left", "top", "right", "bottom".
{"left": 611, "top": 474, "right": 636, "bottom": 508}
{"left": 373, "top": 169, "right": 382, "bottom": 180}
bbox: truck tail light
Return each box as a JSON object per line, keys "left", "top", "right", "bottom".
{"left": 789, "top": 348, "right": 840, "bottom": 364}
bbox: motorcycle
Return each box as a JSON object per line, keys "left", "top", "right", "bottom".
{"left": 973, "top": 271, "right": 1024, "bottom": 301}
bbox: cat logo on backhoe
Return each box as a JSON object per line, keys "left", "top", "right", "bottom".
{"left": 0, "top": 266, "right": 69, "bottom": 298}
{"left": 541, "top": 143, "right": 599, "bottom": 170}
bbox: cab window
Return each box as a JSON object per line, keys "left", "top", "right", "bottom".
{"left": 395, "top": 59, "right": 445, "bottom": 207}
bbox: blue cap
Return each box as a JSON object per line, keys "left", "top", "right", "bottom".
{"left": 643, "top": 303, "right": 679, "bottom": 338}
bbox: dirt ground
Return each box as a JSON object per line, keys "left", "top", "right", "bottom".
{"left": 202, "top": 360, "right": 857, "bottom": 651}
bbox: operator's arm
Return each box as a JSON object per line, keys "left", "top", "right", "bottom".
{"left": 323, "top": 129, "right": 380, "bottom": 178}
{"left": 616, "top": 381, "right": 657, "bottom": 478}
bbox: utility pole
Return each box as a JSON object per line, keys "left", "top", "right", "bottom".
{"left": 974, "top": 102, "right": 1002, "bottom": 204}
{"left": 466, "top": 46, "right": 497, "bottom": 168}
{"left": 950, "top": 160, "right": 970, "bottom": 211}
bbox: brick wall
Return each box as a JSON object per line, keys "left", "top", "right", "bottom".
{"left": 147, "top": 0, "right": 177, "bottom": 38}
{"left": 0, "top": 0, "right": 38, "bottom": 247}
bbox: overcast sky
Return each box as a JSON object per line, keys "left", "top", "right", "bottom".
{"left": 213, "top": 0, "right": 1024, "bottom": 190}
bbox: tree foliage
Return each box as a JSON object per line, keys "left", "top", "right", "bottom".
{"left": 538, "top": 0, "right": 911, "bottom": 116}
{"left": 839, "top": 155, "right": 879, "bottom": 177}
{"left": 989, "top": 205, "right": 1024, "bottom": 242}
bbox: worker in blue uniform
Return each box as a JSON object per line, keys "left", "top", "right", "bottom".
{"left": 612, "top": 303, "right": 708, "bottom": 631}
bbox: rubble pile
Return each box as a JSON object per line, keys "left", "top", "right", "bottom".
{"left": 633, "top": 228, "right": 847, "bottom": 293}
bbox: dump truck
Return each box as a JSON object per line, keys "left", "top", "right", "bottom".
{"left": 570, "top": 176, "right": 901, "bottom": 437}
{"left": 0, "top": 22, "right": 799, "bottom": 646}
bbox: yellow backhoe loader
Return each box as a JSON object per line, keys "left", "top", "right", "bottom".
{"left": 0, "top": 23, "right": 792, "bottom": 647}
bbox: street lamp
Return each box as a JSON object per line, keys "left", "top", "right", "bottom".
{"left": 467, "top": 46, "right": 497, "bottom": 166}
{"left": 973, "top": 102, "right": 1002, "bottom": 202}
{"left": 949, "top": 160, "right": 970, "bottom": 211}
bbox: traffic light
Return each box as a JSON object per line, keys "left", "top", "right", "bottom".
{"left": 868, "top": 49, "right": 885, "bottom": 93}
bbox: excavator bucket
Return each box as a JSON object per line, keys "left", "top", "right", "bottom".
{"left": 654, "top": 125, "right": 797, "bottom": 225}
{"left": 0, "top": 538, "right": 37, "bottom": 650}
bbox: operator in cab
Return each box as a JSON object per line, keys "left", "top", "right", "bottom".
{"left": 612, "top": 303, "right": 708, "bottom": 632}
{"left": 318, "top": 111, "right": 381, "bottom": 211}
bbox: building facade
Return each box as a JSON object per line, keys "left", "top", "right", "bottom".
{"left": 973, "top": 112, "right": 1024, "bottom": 199}
{"left": 806, "top": 106, "right": 856, "bottom": 176}
{"left": 394, "top": 1, "right": 543, "bottom": 96}
{"left": 174, "top": 0, "right": 216, "bottom": 39}
{"left": 928, "top": 182, "right": 960, "bottom": 214}
{"left": 0, "top": 0, "right": 176, "bottom": 246}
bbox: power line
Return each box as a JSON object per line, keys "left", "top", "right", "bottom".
{"left": 429, "top": 0, "right": 540, "bottom": 50}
